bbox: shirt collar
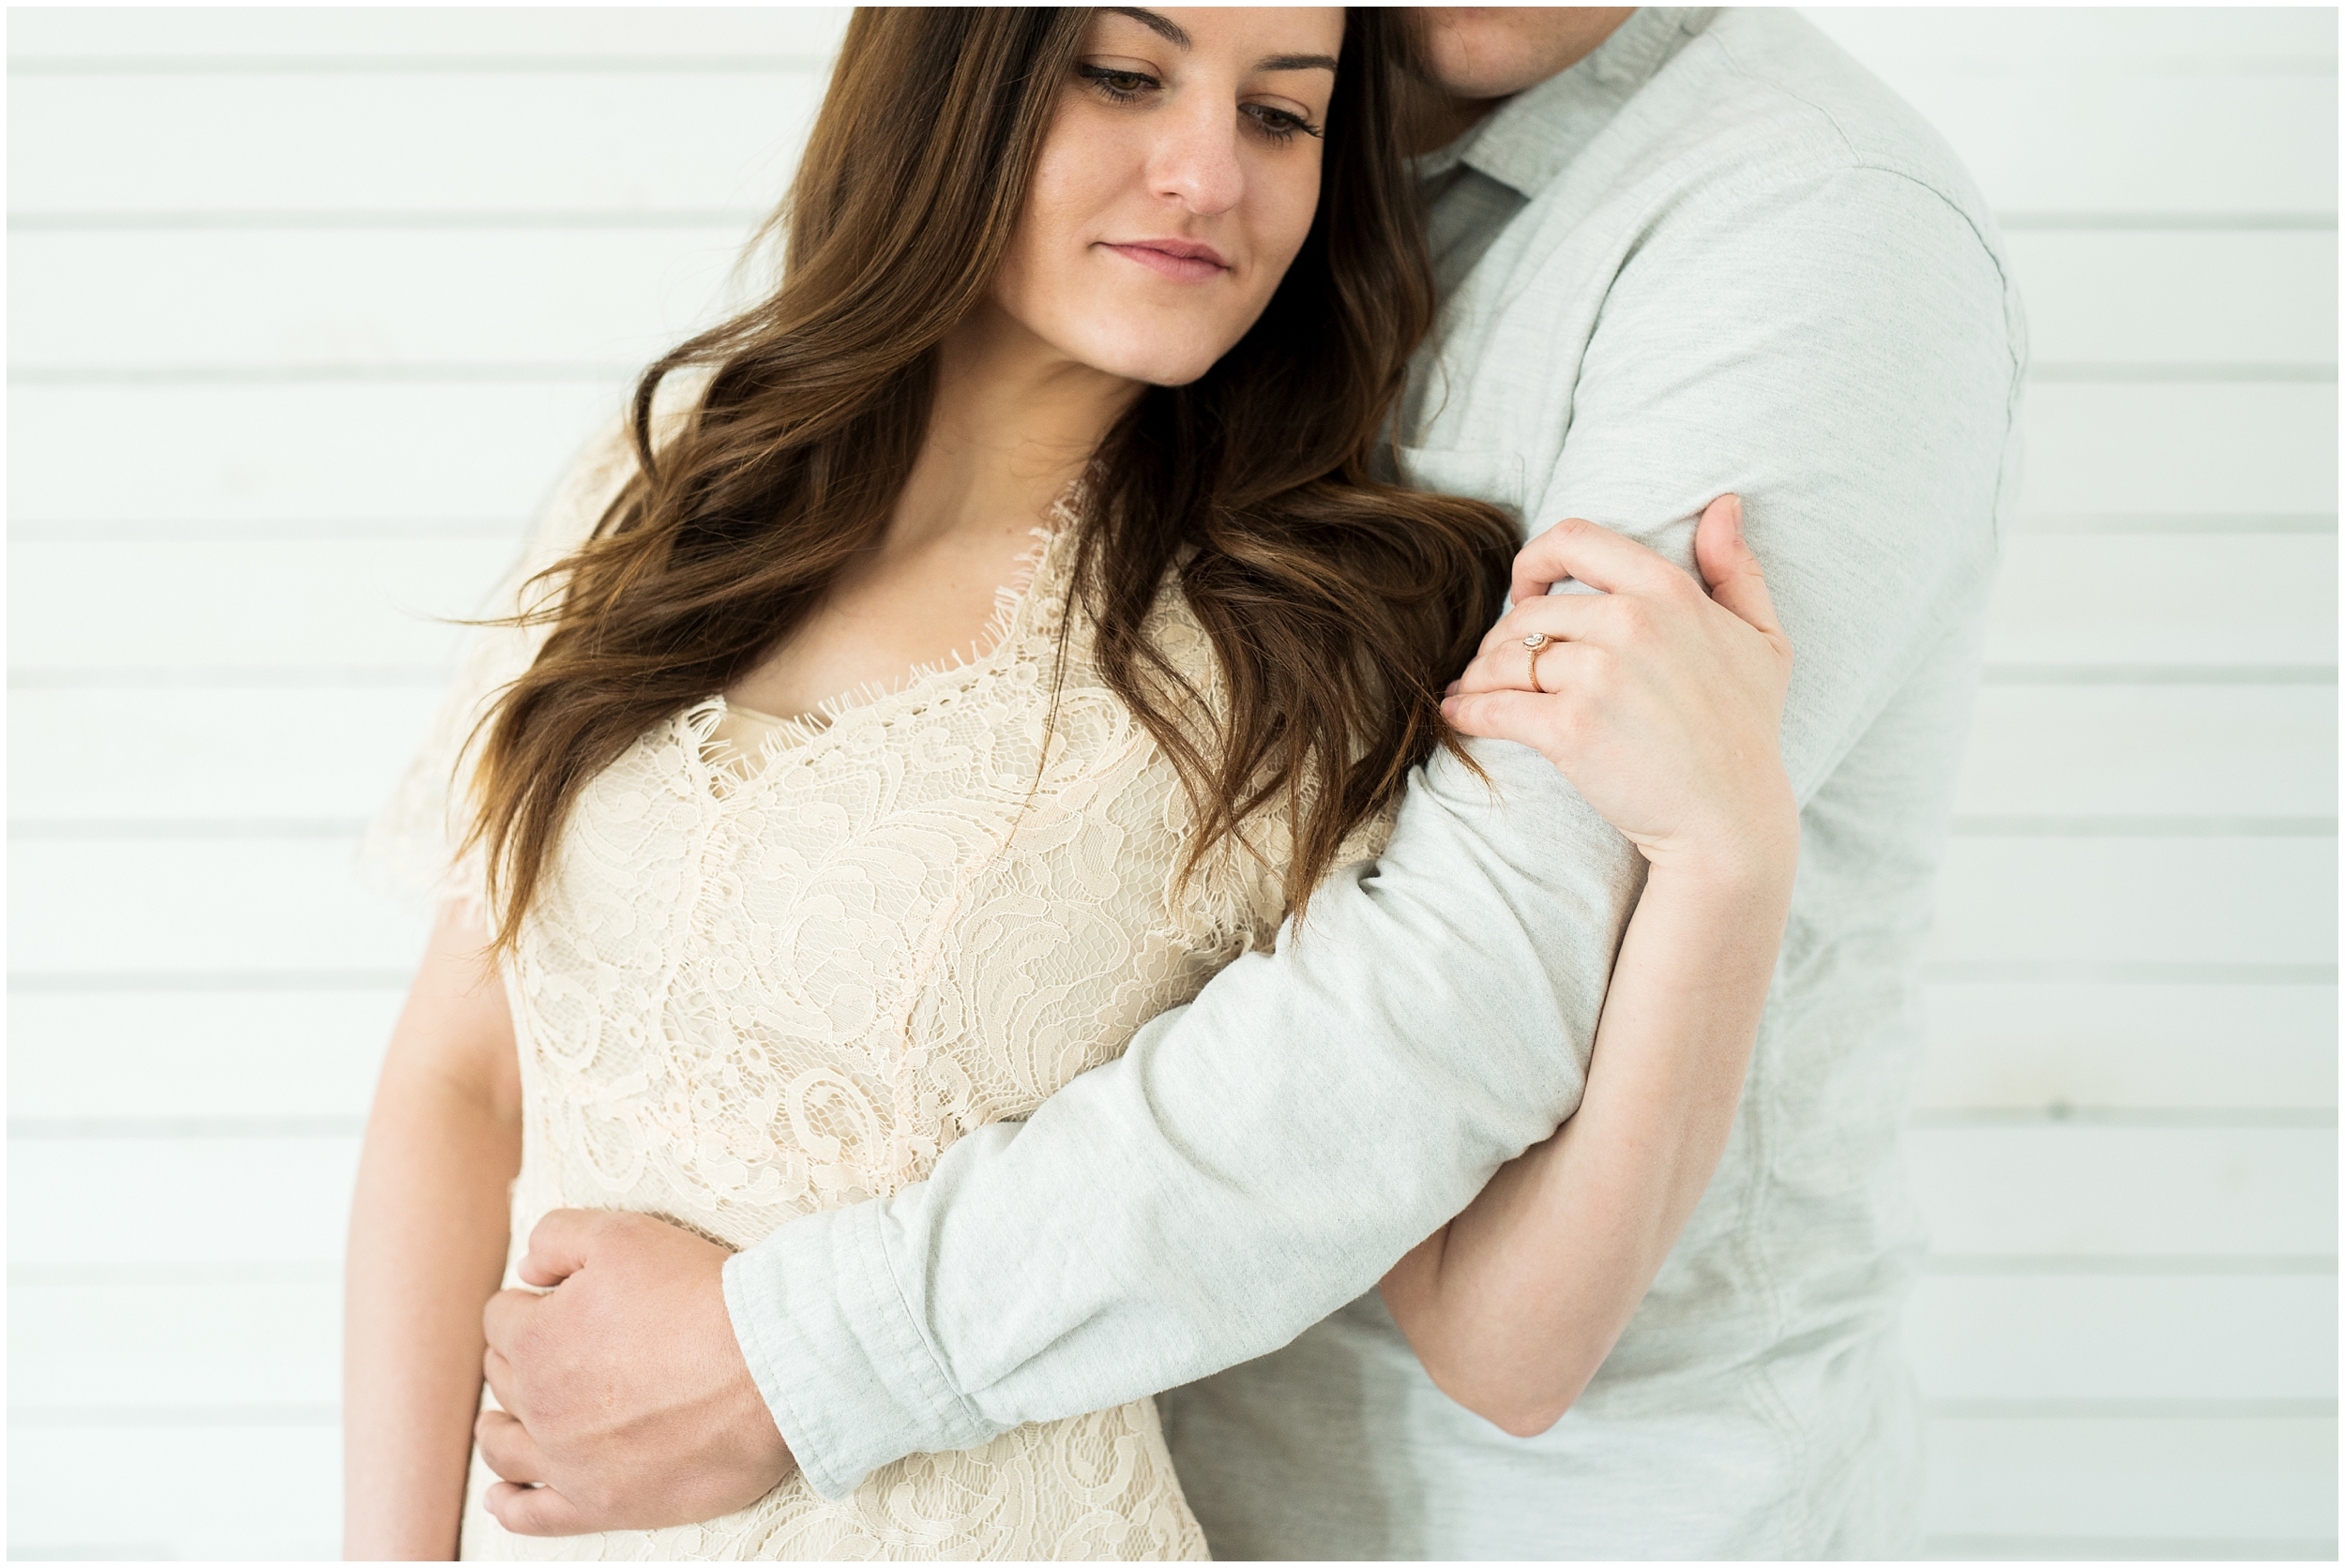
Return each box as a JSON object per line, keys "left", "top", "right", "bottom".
{"left": 1414, "top": 8, "right": 1716, "bottom": 196}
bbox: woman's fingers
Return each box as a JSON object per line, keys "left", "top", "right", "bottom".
{"left": 1691, "top": 494, "right": 1782, "bottom": 641}
{"left": 1440, "top": 686, "right": 1566, "bottom": 761}
{"left": 484, "top": 1479, "right": 594, "bottom": 1538}
{"left": 476, "top": 1408, "right": 551, "bottom": 1485}
{"left": 1509, "top": 513, "right": 1702, "bottom": 606}
{"left": 1455, "top": 633, "right": 1602, "bottom": 699}
{"left": 1472, "top": 591, "right": 1615, "bottom": 661}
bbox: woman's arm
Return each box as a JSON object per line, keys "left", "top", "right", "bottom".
{"left": 343, "top": 901, "right": 523, "bottom": 1559}
{"left": 1381, "top": 495, "right": 1797, "bottom": 1436}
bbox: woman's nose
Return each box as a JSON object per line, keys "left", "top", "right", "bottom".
{"left": 1146, "top": 99, "right": 1245, "bottom": 216}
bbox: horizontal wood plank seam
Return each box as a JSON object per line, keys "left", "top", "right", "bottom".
{"left": 13, "top": 514, "right": 2333, "bottom": 543}
{"left": 10, "top": 54, "right": 833, "bottom": 75}
{"left": 9, "top": 210, "right": 2337, "bottom": 234}
{"left": 13, "top": 362, "right": 2335, "bottom": 386}
{"left": 13, "top": 816, "right": 2337, "bottom": 841}
{"left": 16, "top": 666, "right": 2334, "bottom": 690}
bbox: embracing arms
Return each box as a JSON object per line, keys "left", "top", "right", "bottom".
{"left": 473, "top": 160, "right": 2018, "bottom": 1528}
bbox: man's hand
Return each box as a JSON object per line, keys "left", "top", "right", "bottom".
{"left": 477, "top": 1209, "right": 796, "bottom": 1535}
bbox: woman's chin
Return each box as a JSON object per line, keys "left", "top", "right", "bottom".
{"left": 1098, "top": 349, "right": 1223, "bottom": 390}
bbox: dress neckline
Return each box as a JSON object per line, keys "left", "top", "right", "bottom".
{"left": 694, "top": 499, "right": 1077, "bottom": 793}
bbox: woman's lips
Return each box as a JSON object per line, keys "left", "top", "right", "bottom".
{"left": 1101, "top": 241, "right": 1231, "bottom": 282}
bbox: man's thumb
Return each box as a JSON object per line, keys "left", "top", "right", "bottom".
{"left": 1694, "top": 494, "right": 1779, "bottom": 634}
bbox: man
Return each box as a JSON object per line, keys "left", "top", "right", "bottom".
{"left": 477, "top": 8, "right": 2022, "bottom": 1555}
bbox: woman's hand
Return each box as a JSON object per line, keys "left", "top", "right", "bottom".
{"left": 1441, "top": 495, "right": 1796, "bottom": 882}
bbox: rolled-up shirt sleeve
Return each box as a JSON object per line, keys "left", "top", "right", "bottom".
{"left": 724, "top": 158, "right": 2020, "bottom": 1500}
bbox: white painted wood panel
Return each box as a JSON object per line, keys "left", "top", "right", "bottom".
{"left": 1916, "top": 983, "right": 2337, "bottom": 1111}
{"left": 1929, "top": 837, "right": 2335, "bottom": 969}
{"left": 1906, "top": 1273, "right": 2337, "bottom": 1402}
{"left": 11, "top": 1125, "right": 2323, "bottom": 1274}
{"left": 11, "top": 61, "right": 2328, "bottom": 223}
{"left": 10, "top": 1279, "right": 341, "bottom": 1410}
{"left": 1921, "top": 1416, "right": 2338, "bottom": 1545}
{"left": 1953, "top": 686, "right": 2337, "bottom": 820}
{"left": 23, "top": 1269, "right": 2335, "bottom": 1416}
{"left": 8, "top": 8, "right": 2337, "bottom": 1561}
{"left": 8, "top": 73, "right": 825, "bottom": 218}
{"left": 19, "top": 8, "right": 2317, "bottom": 73}
{"left": 1866, "top": 73, "right": 2337, "bottom": 218}
{"left": 14, "top": 681, "right": 2335, "bottom": 827}
{"left": 1985, "top": 533, "right": 2336, "bottom": 669}
{"left": 9, "top": 537, "right": 519, "bottom": 673}
{"left": 7, "top": 1425, "right": 340, "bottom": 1561}
{"left": 8, "top": 6, "right": 853, "bottom": 59}
{"left": 2006, "top": 231, "right": 2337, "bottom": 369}
{"left": 1803, "top": 8, "right": 2338, "bottom": 71}
{"left": 14, "top": 827, "right": 2334, "bottom": 982}
{"left": 19, "top": 380, "right": 2333, "bottom": 527}
{"left": 11, "top": 839, "right": 427, "bottom": 978}
{"left": 8, "top": 226, "right": 754, "bottom": 373}
{"left": 1905, "top": 1125, "right": 2337, "bottom": 1259}
{"left": 8, "top": 1137, "right": 362, "bottom": 1267}
{"left": 16, "top": 529, "right": 2328, "bottom": 676}
{"left": 8, "top": 686, "right": 444, "bottom": 823}
{"left": 10, "top": 990, "right": 400, "bottom": 1121}
{"left": 13, "top": 823, "right": 2330, "bottom": 980}
{"left": 8, "top": 381, "right": 623, "bottom": 525}
{"left": 21, "top": 227, "right": 2335, "bottom": 376}
{"left": 12, "top": 977, "right": 2333, "bottom": 1126}
{"left": 2020, "top": 383, "right": 2337, "bottom": 517}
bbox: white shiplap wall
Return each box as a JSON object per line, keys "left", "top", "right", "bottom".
{"left": 7, "top": 8, "right": 2335, "bottom": 1560}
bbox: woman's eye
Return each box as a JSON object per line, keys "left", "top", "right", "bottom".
{"left": 1242, "top": 103, "right": 1324, "bottom": 144}
{"left": 1077, "top": 64, "right": 1159, "bottom": 102}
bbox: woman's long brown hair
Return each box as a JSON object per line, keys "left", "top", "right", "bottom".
{"left": 466, "top": 8, "right": 1516, "bottom": 952}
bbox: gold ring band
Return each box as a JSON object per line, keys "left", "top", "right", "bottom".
{"left": 1523, "top": 631, "right": 1551, "bottom": 694}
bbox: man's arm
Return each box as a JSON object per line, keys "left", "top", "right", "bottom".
{"left": 720, "top": 159, "right": 2018, "bottom": 1499}
{"left": 729, "top": 736, "right": 1636, "bottom": 1495}
{"left": 723, "top": 159, "right": 2020, "bottom": 1501}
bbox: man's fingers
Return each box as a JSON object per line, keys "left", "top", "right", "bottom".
{"left": 475, "top": 1408, "right": 551, "bottom": 1486}
{"left": 1510, "top": 515, "right": 1691, "bottom": 604}
{"left": 1693, "top": 494, "right": 1782, "bottom": 638}
{"left": 518, "top": 1208, "right": 601, "bottom": 1289}
{"left": 483, "top": 1480, "right": 595, "bottom": 1538}
{"left": 482, "top": 1345, "right": 521, "bottom": 1415}
{"left": 481, "top": 1286, "right": 545, "bottom": 1358}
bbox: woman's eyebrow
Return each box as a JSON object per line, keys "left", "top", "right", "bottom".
{"left": 1108, "top": 8, "right": 1189, "bottom": 49}
{"left": 1101, "top": 8, "right": 1337, "bottom": 74}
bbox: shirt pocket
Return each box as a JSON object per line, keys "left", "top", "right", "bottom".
{"left": 1393, "top": 445, "right": 1531, "bottom": 536}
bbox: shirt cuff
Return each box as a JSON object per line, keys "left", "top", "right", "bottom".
{"left": 720, "top": 1197, "right": 991, "bottom": 1501}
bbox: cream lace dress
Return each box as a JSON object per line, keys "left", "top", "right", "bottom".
{"left": 369, "top": 437, "right": 1377, "bottom": 1560}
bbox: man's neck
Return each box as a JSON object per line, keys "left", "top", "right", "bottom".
{"left": 1409, "top": 7, "right": 1639, "bottom": 157}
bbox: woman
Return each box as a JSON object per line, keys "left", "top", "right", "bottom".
{"left": 344, "top": 6, "right": 1795, "bottom": 1560}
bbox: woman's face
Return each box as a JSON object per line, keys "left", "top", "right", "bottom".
{"left": 987, "top": 6, "right": 1344, "bottom": 388}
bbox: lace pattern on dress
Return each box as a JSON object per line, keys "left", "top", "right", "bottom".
{"left": 372, "top": 451, "right": 1390, "bottom": 1560}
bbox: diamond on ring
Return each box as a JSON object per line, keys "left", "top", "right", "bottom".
{"left": 1521, "top": 632, "right": 1550, "bottom": 649}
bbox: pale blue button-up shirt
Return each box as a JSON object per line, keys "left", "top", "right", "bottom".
{"left": 724, "top": 8, "right": 2025, "bottom": 1556}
